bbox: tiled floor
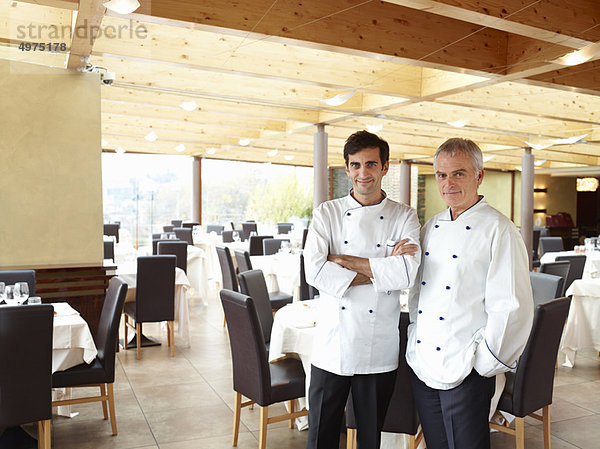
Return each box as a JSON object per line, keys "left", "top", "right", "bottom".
{"left": 49, "top": 288, "right": 600, "bottom": 449}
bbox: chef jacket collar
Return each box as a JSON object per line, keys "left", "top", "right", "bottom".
{"left": 439, "top": 195, "right": 486, "bottom": 222}
{"left": 345, "top": 189, "right": 388, "bottom": 213}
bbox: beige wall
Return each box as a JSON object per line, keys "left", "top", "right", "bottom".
{"left": 533, "top": 175, "right": 577, "bottom": 226}
{"left": 0, "top": 60, "right": 103, "bottom": 267}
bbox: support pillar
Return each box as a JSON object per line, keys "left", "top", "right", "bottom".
{"left": 313, "top": 124, "right": 328, "bottom": 208}
{"left": 193, "top": 156, "right": 202, "bottom": 224}
{"left": 399, "top": 160, "right": 411, "bottom": 205}
{"left": 521, "top": 148, "right": 534, "bottom": 270}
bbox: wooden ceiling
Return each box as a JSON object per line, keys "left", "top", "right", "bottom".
{"left": 3, "top": 0, "right": 600, "bottom": 170}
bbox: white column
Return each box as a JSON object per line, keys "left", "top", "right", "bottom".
{"left": 313, "top": 123, "right": 328, "bottom": 208}
{"left": 521, "top": 148, "right": 534, "bottom": 270}
{"left": 399, "top": 160, "right": 411, "bottom": 205}
{"left": 192, "top": 156, "right": 201, "bottom": 223}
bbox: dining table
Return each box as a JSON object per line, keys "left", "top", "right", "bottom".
{"left": 250, "top": 252, "right": 301, "bottom": 300}
{"left": 540, "top": 249, "right": 600, "bottom": 279}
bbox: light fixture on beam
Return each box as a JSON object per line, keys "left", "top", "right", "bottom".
{"left": 206, "top": 148, "right": 217, "bottom": 155}
{"left": 366, "top": 124, "right": 383, "bottom": 133}
{"left": 577, "top": 177, "right": 599, "bottom": 192}
{"left": 179, "top": 101, "right": 198, "bottom": 111}
{"left": 524, "top": 141, "right": 552, "bottom": 151}
{"left": 114, "top": 146, "right": 125, "bottom": 154}
{"left": 284, "top": 155, "right": 295, "bottom": 161}
{"left": 103, "top": 0, "right": 140, "bottom": 15}
{"left": 319, "top": 91, "right": 355, "bottom": 107}
{"left": 534, "top": 159, "right": 546, "bottom": 166}
{"left": 144, "top": 130, "right": 158, "bottom": 142}
{"left": 101, "top": 138, "right": 108, "bottom": 147}
{"left": 482, "top": 155, "right": 495, "bottom": 162}
{"left": 238, "top": 138, "right": 251, "bottom": 146}
{"left": 267, "top": 149, "right": 278, "bottom": 157}
{"left": 553, "top": 42, "right": 600, "bottom": 66}
{"left": 174, "top": 144, "right": 186, "bottom": 152}
{"left": 549, "top": 134, "right": 588, "bottom": 145}
{"left": 447, "top": 119, "right": 469, "bottom": 128}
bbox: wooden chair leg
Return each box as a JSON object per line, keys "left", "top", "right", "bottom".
{"left": 107, "top": 383, "right": 118, "bottom": 436}
{"left": 37, "top": 419, "right": 51, "bottom": 449}
{"left": 232, "top": 391, "right": 242, "bottom": 446}
{"left": 169, "top": 321, "right": 175, "bottom": 357}
{"left": 346, "top": 428, "right": 357, "bottom": 449}
{"left": 409, "top": 434, "right": 416, "bottom": 449}
{"left": 123, "top": 315, "right": 128, "bottom": 350}
{"left": 288, "top": 400, "right": 294, "bottom": 428}
{"left": 259, "top": 406, "right": 268, "bottom": 449}
{"left": 100, "top": 384, "right": 108, "bottom": 419}
{"left": 542, "top": 405, "right": 551, "bottom": 449}
{"left": 136, "top": 322, "right": 142, "bottom": 360}
{"left": 515, "top": 417, "right": 525, "bottom": 449}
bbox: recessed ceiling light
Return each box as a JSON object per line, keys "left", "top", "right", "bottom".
{"left": 144, "top": 130, "right": 158, "bottom": 142}
{"left": 103, "top": 0, "right": 140, "bottom": 14}
{"left": 101, "top": 139, "right": 108, "bottom": 147}
{"left": 549, "top": 134, "right": 588, "bottom": 145}
{"left": 267, "top": 149, "right": 278, "bottom": 157}
{"left": 179, "top": 101, "right": 198, "bottom": 111}
{"left": 534, "top": 159, "right": 547, "bottom": 166}
{"left": 366, "top": 124, "right": 383, "bottom": 133}
{"left": 319, "top": 91, "right": 355, "bottom": 107}
{"left": 238, "top": 138, "right": 251, "bottom": 146}
{"left": 524, "top": 141, "right": 552, "bottom": 150}
{"left": 206, "top": 148, "right": 217, "bottom": 155}
{"left": 482, "top": 155, "right": 495, "bottom": 162}
{"left": 174, "top": 144, "right": 186, "bottom": 152}
{"left": 284, "top": 155, "right": 295, "bottom": 161}
{"left": 447, "top": 119, "right": 469, "bottom": 128}
{"left": 114, "top": 147, "right": 125, "bottom": 154}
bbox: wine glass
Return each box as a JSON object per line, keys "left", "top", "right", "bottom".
{"left": 233, "top": 231, "right": 241, "bottom": 243}
{"left": 0, "top": 282, "right": 5, "bottom": 303}
{"left": 4, "top": 285, "right": 15, "bottom": 306}
{"left": 14, "top": 282, "right": 29, "bottom": 305}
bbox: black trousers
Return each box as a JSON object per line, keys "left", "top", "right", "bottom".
{"left": 410, "top": 368, "right": 495, "bottom": 449}
{"left": 305, "top": 365, "right": 397, "bottom": 449}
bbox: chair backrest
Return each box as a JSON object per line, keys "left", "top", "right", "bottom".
{"left": 237, "top": 270, "right": 274, "bottom": 343}
{"left": 299, "top": 254, "right": 318, "bottom": 300}
{"left": 0, "top": 305, "right": 53, "bottom": 427}
{"left": 207, "top": 225, "right": 224, "bottom": 235}
{"left": 540, "top": 260, "right": 570, "bottom": 296}
{"left": 220, "top": 290, "right": 272, "bottom": 405}
{"left": 153, "top": 238, "right": 178, "bottom": 255}
{"left": 538, "top": 236, "right": 564, "bottom": 256}
{"left": 234, "top": 250, "right": 253, "bottom": 273}
{"left": 135, "top": 256, "right": 176, "bottom": 322}
{"left": 152, "top": 233, "right": 162, "bottom": 240}
{"left": 174, "top": 227, "right": 193, "bottom": 244}
{"left": 158, "top": 240, "right": 188, "bottom": 272}
{"left": 103, "top": 223, "right": 120, "bottom": 243}
{"left": 222, "top": 230, "right": 234, "bottom": 243}
{"left": 163, "top": 225, "right": 174, "bottom": 233}
{"left": 507, "top": 297, "right": 571, "bottom": 417}
{"left": 249, "top": 235, "right": 273, "bottom": 256}
{"left": 95, "top": 277, "right": 128, "bottom": 383}
{"left": 182, "top": 222, "right": 199, "bottom": 229}
{"left": 263, "top": 238, "right": 290, "bottom": 255}
{"left": 346, "top": 312, "right": 419, "bottom": 434}
{"left": 216, "top": 245, "right": 238, "bottom": 291}
{"left": 556, "top": 255, "right": 586, "bottom": 291}
{"left": 530, "top": 272, "right": 564, "bottom": 307}
{"left": 0, "top": 269, "right": 36, "bottom": 295}
{"left": 532, "top": 229, "right": 541, "bottom": 259}
{"left": 277, "top": 223, "right": 293, "bottom": 234}
{"left": 171, "top": 219, "right": 183, "bottom": 227}
{"left": 242, "top": 222, "right": 258, "bottom": 240}
{"left": 104, "top": 240, "right": 115, "bottom": 261}
{"left": 301, "top": 228, "right": 309, "bottom": 249}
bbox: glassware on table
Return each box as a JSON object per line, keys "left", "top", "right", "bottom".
{"left": 279, "top": 240, "right": 291, "bottom": 254}
{"left": 28, "top": 296, "right": 42, "bottom": 305}
{"left": 233, "top": 231, "right": 241, "bottom": 243}
{"left": 4, "top": 285, "right": 15, "bottom": 305}
{"left": 0, "top": 282, "right": 5, "bottom": 303}
{"left": 13, "top": 282, "right": 29, "bottom": 305}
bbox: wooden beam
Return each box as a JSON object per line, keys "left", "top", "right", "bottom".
{"left": 15, "top": 0, "right": 79, "bottom": 10}
{"left": 67, "top": 0, "right": 106, "bottom": 69}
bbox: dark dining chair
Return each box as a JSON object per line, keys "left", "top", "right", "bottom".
{"left": 263, "top": 238, "right": 290, "bottom": 256}
{"left": 0, "top": 305, "right": 54, "bottom": 449}
{"left": 239, "top": 269, "right": 293, "bottom": 313}
{"left": 301, "top": 228, "right": 309, "bottom": 249}
{"left": 277, "top": 223, "right": 293, "bottom": 234}
{"left": 346, "top": 313, "right": 423, "bottom": 449}
{"left": 174, "top": 227, "right": 193, "bottom": 244}
{"left": 242, "top": 222, "right": 258, "bottom": 240}
{"left": 182, "top": 221, "right": 199, "bottom": 229}
{"left": 163, "top": 225, "right": 174, "bottom": 233}
{"left": 234, "top": 249, "right": 253, "bottom": 273}
{"left": 153, "top": 238, "right": 179, "bottom": 255}
{"left": 103, "top": 223, "right": 120, "bottom": 243}
{"left": 249, "top": 235, "right": 273, "bottom": 256}
{"left": 556, "top": 255, "right": 586, "bottom": 291}
{"left": 158, "top": 240, "right": 188, "bottom": 273}
{"left": 220, "top": 290, "right": 307, "bottom": 449}
{"left": 171, "top": 219, "right": 183, "bottom": 227}
{"left": 124, "top": 256, "right": 176, "bottom": 359}
{"left": 52, "top": 277, "right": 128, "bottom": 435}
{"left": 299, "top": 254, "right": 318, "bottom": 300}
{"left": 104, "top": 239, "right": 115, "bottom": 261}
{"left": 0, "top": 269, "right": 36, "bottom": 295}
{"left": 222, "top": 230, "right": 234, "bottom": 243}
{"left": 207, "top": 225, "right": 225, "bottom": 235}
{"left": 530, "top": 272, "right": 564, "bottom": 307}
{"left": 540, "top": 260, "right": 570, "bottom": 296}
{"left": 237, "top": 270, "right": 274, "bottom": 350}
{"left": 216, "top": 245, "right": 238, "bottom": 327}
{"left": 538, "top": 236, "right": 564, "bottom": 257}
{"left": 490, "top": 297, "right": 571, "bottom": 449}
{"left": 532, "top": 229, "right": 541, "bottom": 268}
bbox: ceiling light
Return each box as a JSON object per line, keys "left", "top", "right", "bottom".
{"left": 524, "top": 141, "right": 552, "bottom": 150}
{"left": 482, "top": 155, "right": 495, "bottom": 162}
{"left": 179, "top": 101, "right": 198, "bottom": 111}
{"left": 174, "top": 144, "right": 186, "bottom": 152}
{"left": 206, "top": 148, "right": 217, "bottom": 155}
{"left": 238, "top": 138, "right": 251, "bottom": 146}
{"left": 554, "top": 42, "right": 600, "bottom": 66}
{"left": 534, "top": 159, "right": 546, "bottom": 166}
{"left": 447, "top": 119, "right": 469, "bottom": 128}
{"left": 284, "top": 155, "right": 295, "bottom": 161}
{"left": 114, "top": 146, "right": 125, "bottom": 154}
{"left": 366, "top": 124, "right": 383, "bottom": 133}
{"left": 319, "top": 91, "right": 355, "bottom": 107}
{"left": 514, "top": 166, "right": 522, "bottom": 171}
{"left": 103, "top": 0, "right": 140, "bottom": 15}
{"left": 144, "top": 130, "right": 158, "bottom": 142}
{"left": 375, "top": 114, "right": 387, "bottom": 119}
{"left": 101, "top": 138, "right": 107, "bottom": 147}
{"left": 267, "top": 149, "right": 278, "bottom": 157}
{"left": 577, "top": 177, "right": 599, "bottom": 192}
{"left": 549, "top": 134, "right": 588, "bottom": 145}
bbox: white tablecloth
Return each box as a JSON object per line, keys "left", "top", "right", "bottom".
{"left": 52, "top": 302, "right": 97, "bottom": 373}
{"left": 251, "top": 253, "right": 301, "bottom": 300}
{"left": 193, "top": 235, "right": 248, "bottom": 285}
{"left": 116, "top": 263, "right": 191, "bottom": 347}
{"left": 560, "top": 278, "right": 600, "bottom": 367}
{"left": 540, "top": 250, "right": 600, "bottom": 280}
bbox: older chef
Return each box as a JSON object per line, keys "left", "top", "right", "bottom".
{"left": 304, "top": 130, "right": 421, "bottom": 449}
{"left": 405, "top": 137, "right": 533, "bottom": 449}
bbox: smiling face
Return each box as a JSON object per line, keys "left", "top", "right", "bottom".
{"left": 435, "top": 150, "right": 484, "bottom": 218}
{"left": 345, "top": 146, "right": 389, "bottom": 206}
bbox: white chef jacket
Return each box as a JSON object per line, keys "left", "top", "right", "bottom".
{"left": 304, "top": 193, "right": 421, "bottom": 376}
{"left": 406, "top": 197, "right": 533, "bottom": 390}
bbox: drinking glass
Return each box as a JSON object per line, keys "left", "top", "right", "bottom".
{"left": 28, "top": 296, "right": 42, "bottom": 305}
{"left": 4, "top": 285, "right": 15, "bottom": 306}
{"left": 0, "top": 282, "right": 5, "bottom": 303}
{"left": 233, "top": 231, "right": 241, "bottom": 243}
{"left": 14, "top": 282, "right": 29, "bottom": 305}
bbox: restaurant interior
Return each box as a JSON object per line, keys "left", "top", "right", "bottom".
{"left": 1, "top": 0, "right": 600, "bottom": 448}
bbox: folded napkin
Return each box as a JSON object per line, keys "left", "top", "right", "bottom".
{"left": 51, "top": 302, "right": 80, "bottom": 317}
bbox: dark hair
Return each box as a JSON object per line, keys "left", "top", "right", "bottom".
{"left": 343, "top": 130, "right": 389, "bottom": 166}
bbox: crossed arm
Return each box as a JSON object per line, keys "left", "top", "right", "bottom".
{"left": 327, "top": 238, "right": 419, "bottom": 285}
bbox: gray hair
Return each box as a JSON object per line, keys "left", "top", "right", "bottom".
{"left": 433, "top": 138, "right": 484, "bottom": 173}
